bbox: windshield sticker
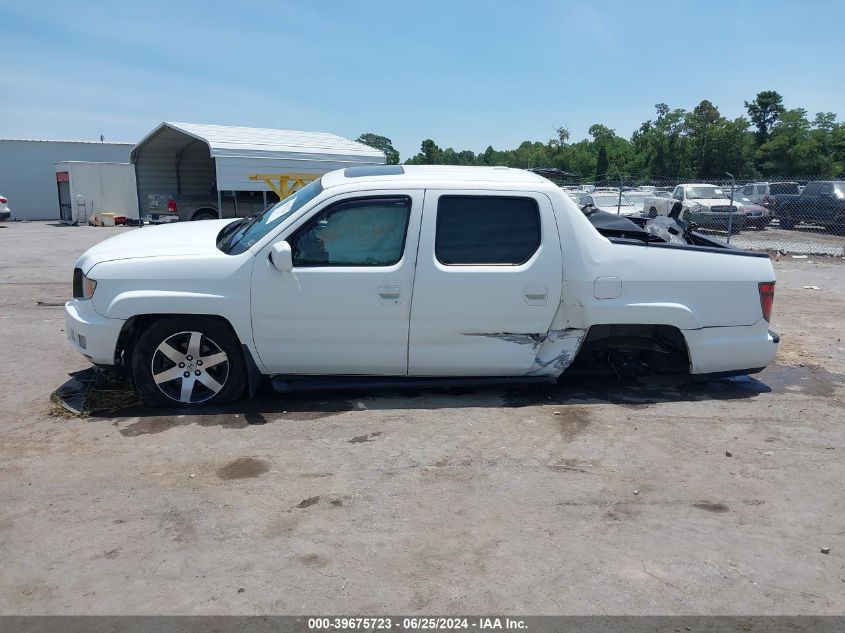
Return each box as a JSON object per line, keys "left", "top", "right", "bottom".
{"left": 266, "top": 198, "right": 296, "bottom": 223}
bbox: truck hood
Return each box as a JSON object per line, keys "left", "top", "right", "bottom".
{"left": 76, "top": 219, "right": 237, "bottom": 273}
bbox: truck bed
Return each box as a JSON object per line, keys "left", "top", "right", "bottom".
{"left": 587, "top": 210, "right": 768, "bottom": 258}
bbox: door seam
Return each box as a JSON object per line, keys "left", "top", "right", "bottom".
{"left": 404, "top": 190, "right": 427, "bottom": 375}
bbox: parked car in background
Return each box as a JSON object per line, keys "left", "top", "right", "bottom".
{"left": 144, "top": 190, "right": 281, "bottom": 224}
{"left": 621, "top": 191, "right": 651, "bottom": 216}
{"left": 741, "top": 182, "right": 801, "bottom": 209}
{"left": 771, "top": 180, "right": 845, "bottom": 232}
{"left": 580, "top": 193, "right": 638, "bottom": 216}
{"left": 734, "top": 195, "right": 771, "bottom": 230}
{"left": 64, "top": 165, "right": 778, "bottom": 407}
{"left": 0, "top": 194, "right": 10, "bottom": 221}
{"left": 560, "top": 187, "right": 585, "bottom": 204}
{"left": 642, "top": 184, "right": 746, "bottom": 233}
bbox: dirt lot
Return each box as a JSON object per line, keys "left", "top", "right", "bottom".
{"left": 0, "top": 221, "right": 843, "bottom": 615}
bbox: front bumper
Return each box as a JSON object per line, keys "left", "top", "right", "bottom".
{"left": 690, "top": 212, "right": 747, "bottom": 231}
{"left": 143, "top": 214, "right": 180, "bottom": 224}
{"left": 65, "top": 300, "right": 125, "bottom": 365}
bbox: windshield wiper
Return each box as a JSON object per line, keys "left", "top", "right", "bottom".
{"left": 218, "top": 210, "right": 264, "bottom": 252}
{"left": 216, "top": 218, "right": 246, "bottom": 249}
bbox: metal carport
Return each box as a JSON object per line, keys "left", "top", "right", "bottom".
{"left": 130, "top": 122, "right": 385, "bottom": 219}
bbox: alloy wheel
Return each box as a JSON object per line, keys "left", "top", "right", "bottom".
{"left": 150, "top": 331, "right": 230, "bottom": 404}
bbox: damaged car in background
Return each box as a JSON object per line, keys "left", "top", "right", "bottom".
{"left": 65, "top": 165, "right": 779, "bottom": 407}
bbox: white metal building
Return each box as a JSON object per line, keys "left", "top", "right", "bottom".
{"left": 0, "top": 140, "right": 133, "bottom": 220}
{"left": 131, "top": 122, "right": 385, "bottom": 220}
{"left": 55, "top": 162, "right": 139, "bottom": 224}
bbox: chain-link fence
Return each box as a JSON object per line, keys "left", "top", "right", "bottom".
{"left": 539, "top": 172, "right": 845, "bottom": 256}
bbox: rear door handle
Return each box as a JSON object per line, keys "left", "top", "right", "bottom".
{"left": 378, "top": 285, "right": 401, "bottom": 305}
{"left": 524, "top": 285, "right": 548, "bottom": 306}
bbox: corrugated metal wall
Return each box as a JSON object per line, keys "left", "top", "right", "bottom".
{"left": 0, "top": 140, "right": 133, "bottom": 220}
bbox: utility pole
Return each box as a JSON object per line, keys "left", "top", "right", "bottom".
{"left": 617, "top": 171, "right": 623, "bottom": 215}
{"left": 725, "top": 171, "right": 736, "bottom": 244}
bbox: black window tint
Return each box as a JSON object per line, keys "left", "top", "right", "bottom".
{"left": 290, "top": 197, "right": 410, "bottom": 267}
{"left": 435, "top": 196, "right": 540, "bottom": 265}
{"left": 771, "top": 183, "right": 800, "bottom": 195}
{"left": 804, "top": 182, "right": 821, "bottom": 195}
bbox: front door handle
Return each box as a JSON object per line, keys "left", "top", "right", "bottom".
{"left": 378, "top": 285, "right": 401, "bottom": 305}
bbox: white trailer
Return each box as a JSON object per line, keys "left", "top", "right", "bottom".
{"left": 55, "top": 162, "right": 139, "bottom": 225}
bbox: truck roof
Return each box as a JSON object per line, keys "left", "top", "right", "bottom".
{"left": 321, "top": 165, "right": 548, "bottom": 189}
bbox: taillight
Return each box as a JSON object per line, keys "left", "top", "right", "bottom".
{"left": 759, "top": 282, "right": 775, "bottom": 322}
{"left": 167, "top": 199, "right": 178, "bottom": 213}
{"left": 0, "top": 197, "right": 7, "bottom": 204}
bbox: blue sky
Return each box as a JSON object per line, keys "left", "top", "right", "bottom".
{"left": 2, "top": 0, "right": 843, "bottom": 160}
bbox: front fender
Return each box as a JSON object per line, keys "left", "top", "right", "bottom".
{"left": 103, "top": 289, "right": 232, "bottom": 320}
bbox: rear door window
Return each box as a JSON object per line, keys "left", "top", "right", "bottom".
{"left": 435, "top": 196, "right": 541, "bottom": 265}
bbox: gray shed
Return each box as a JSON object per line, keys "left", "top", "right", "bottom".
{"left": 131, "top": 122, "right": 385, "bottom": 220}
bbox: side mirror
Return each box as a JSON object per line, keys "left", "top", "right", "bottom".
{"left": 270, "top": 241, "right": 293, "bottom": 272}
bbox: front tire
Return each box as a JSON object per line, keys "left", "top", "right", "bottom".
{"left": 132, "top": 317, "right": 245, "bottom": 407}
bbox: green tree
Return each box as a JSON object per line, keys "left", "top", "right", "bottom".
{"left": 630, "top": 104, "right": 688, "bottom": 179}
{"left": 595, "top": 145, "right": 609, "bottom": 182}
{"left": 756, "top": 108, "right": 815, "bottom": 175}
{"left": 355, "top": 133, "right": 400, "bottom": 165}
{"left": 400, "top": 93, "right": 843, "bottom": 180}
{"left": 745, "top": 91, "right": 785, "bottom": 143}
{"left": 405, "top": 139, "right": 443, "bottom": 165}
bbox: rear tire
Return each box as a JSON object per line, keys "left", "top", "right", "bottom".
{"left": 131, "top": 317, "right": 245, "bottom": 407}
{"left": 648, "top": 208, "right": 657, "bottom": 218}
{"left": 779, "top": 217, "right": 796, "bottom": 230}
{"left": 192, "top": 210, "right": 218, "bottom": 221}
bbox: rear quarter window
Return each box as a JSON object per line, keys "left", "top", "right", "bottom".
{"left": 435, "top": 196, "right": 541, "bottom": 265}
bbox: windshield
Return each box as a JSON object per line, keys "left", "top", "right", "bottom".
{"left": 687, "top": 186, "right": 728, "bottom": 200}
{"left": 220, "top": 179, "right": 324, "bottom": 255}
{"left": 592, "top": 194, "right": 632, "bottom": 207}
{"left": 770, "top": 182, "right": 800, "bottom": 195}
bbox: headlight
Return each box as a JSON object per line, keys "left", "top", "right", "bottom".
{"left": 72, "top": 267, "right": 97, "bottom": 300}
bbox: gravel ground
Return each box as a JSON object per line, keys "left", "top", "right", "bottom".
{"left": 0, "top": 222, "right": 843, "bottom": 615}
{"left": 731, "top": 226, "right": 845, "bottom": 257}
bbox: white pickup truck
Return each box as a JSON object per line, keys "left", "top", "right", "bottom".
{"left": 643, "top": 183, "right": 747, "bottom": 233}
{"left": 65, "top": 166, "right": 779, "bottom": 407}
